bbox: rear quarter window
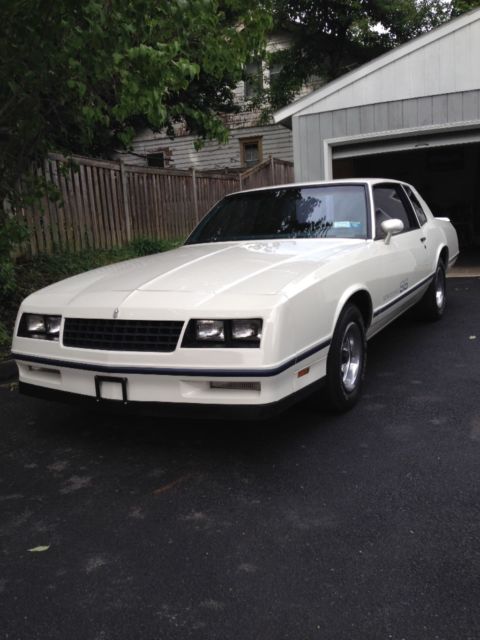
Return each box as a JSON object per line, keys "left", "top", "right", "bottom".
{"left": 372, "top": 184, "right": 419, "bottom": 239}
{"left": 403, "top": 185, "right": 428, "bottom": 226}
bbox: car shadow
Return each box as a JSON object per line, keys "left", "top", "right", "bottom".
{"left": 24, "top": 305, "right": 444, "bottom": 462}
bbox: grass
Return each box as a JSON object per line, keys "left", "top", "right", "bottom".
{"left": 0, "top": 237, "right": 181, "bottom": 358}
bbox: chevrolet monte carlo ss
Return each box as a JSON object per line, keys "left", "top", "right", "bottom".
{"left": 12, "top": 179, "right": 459, "bottom": 418}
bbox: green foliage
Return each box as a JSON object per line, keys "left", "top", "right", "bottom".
{"left": 264, "top": 0, "right": 480, "bottom": 112}
{"left": 128, "top": 237, "right": 179, "bottom": 256}
{"left": 0, "top": 237, "right": 181, "bottom": 351}
{"left": 0, "top": 321, "right": 11, "bottom": 351}
{"left": 0, "top": 218, "right": 29, "bottom": 296}
{"left": 0, "top": 0, "right": 271, "bottom": 287}
{"left": 450, "top": 0, "right": 480, "bottom": 17}
{"left": 0, "top": 0, "right": 271, "bottom": 195}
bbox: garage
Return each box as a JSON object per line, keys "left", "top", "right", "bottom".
{"left": 333, "top": 135, "right": 480, "bottom": 249}
{"left": 274, "top": 7, "right": 480, "bottom": 254}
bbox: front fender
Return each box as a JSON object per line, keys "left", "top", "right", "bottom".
{"left": 283, "top": 279, "right": 372, "bottom": 363}
{"left": 331, "top": 285, "right": 372, "bottom": 335}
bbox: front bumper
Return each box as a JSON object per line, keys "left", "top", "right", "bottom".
{"left": 19, "top": 379, "right": 324, "bottom": 420}
{"left": 13, "top": 344, "right": 329, "bottom": 419}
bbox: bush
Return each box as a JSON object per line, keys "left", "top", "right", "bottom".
{"left": 0, "top": 217, "right": 29, "bottom": 297}
{"left": 0, "top": 321, "right": 11, "bottom": 353}
{"left": 128, "top": 237, "right": 177, "bottom": 256}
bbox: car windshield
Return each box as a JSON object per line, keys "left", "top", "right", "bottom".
{"left": 186, "top": 185, "right": 369, "bottom": 244}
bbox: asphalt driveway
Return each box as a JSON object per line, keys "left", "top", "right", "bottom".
{"left": 1, "top": 277, "right": 480, "bottom": 640}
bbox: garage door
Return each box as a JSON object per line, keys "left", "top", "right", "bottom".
{"left": 332, "top": 128, "right": 480, "bottom": 160}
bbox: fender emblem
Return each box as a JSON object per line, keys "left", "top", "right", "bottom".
{"left": 113, "top": 308, "right": 119, "bottom": 319}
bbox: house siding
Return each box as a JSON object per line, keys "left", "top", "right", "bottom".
{"left": 122, "top": 124, "right": 293, "bottom": 171}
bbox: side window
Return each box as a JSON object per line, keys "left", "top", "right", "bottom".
{"left": 404, "top": 185, "right": 428, "bottom": 226}
{"left": 373, "top": 184, "right": 419, "bottom": 239}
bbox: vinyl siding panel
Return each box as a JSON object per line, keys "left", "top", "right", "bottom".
{"left": 292, "top": 116, "right": 302, "bottom": 181}
{"left": 305, "top": 115, "right": 322, "bottom": 181}
{"left": 447, "top": 93, "right": 464, "bottom": 122}
{"left": 418, "top": 97, "right": 433, "bottom": 127}
{"left": 432, "top": 95, "right": 448, "bottom": 124}
{"left": 373, "top": 103, "right": 389, "bottom": 132}
{"left": 402, "top": 100, "right": 418, "bottom": 129}
{"left": 333, "top": 109, "right": 347, "bottom": 138}
{"left": 359, "top": 105, "right": 375, "bottom": 134}
{"left": 463, "top": 91, "right": 480, "bottom": 120}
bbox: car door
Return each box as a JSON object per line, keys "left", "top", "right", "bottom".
{"left": 369, "top": 182, "right": 431, "bottom": 332}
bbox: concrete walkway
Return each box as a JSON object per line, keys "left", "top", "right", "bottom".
{"left": 449, "top": 264, "right": 480, "bottom": 277}
{"left": 448, "top": 249, "right": 480, "bottom": 277}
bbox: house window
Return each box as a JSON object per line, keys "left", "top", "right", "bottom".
{"left": 147, "top": 152, "right": 165, "bottom": 168}
{"left": 269, "top": 62, "right": 282, "bottom": 86}
{"left": 244, "top": 60, "right": 263, "bottom": 100}
{"left": 240, "top": 138, "right": 263, "bottom": 168}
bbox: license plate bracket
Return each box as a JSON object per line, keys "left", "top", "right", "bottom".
{"left": 94, "top": 375, "right": 128, "bottom": 404}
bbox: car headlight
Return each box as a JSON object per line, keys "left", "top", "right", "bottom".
{"left": 18, "top": 313, "right": 62, "bottom": 341}
{"left": 182, "top": 319, "right": 263, "bottom": 348}
{"left": 195, "top": 320, "right": 225, "bottom": 341}
{"left": 231, "top": 319, "right": 262, "bottom": 340}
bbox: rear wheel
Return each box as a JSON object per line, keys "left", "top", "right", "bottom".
{"left": 326, "top": 304, "right": 367, "bottom": 412}
{"left": 419, "top": 261, "right": 446, "bottom": 321}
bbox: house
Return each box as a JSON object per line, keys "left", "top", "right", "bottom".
{"left": 119, "top": 32, "right": 317, "bottom": 173}
{"left": 274, "top": 8, "right": 480, "bottom": 250}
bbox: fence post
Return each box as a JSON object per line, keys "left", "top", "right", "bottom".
{"left": 239, "top": 172, "right": 243, "bottom": 191}
{"left": 192, "top": 167, "right": 199, "bottom": 224}
{"left": 270, "top": 156, "right": 275, "bottom": 184}
{"left": 119, "top": 160, "right": 132, "bottom": 242}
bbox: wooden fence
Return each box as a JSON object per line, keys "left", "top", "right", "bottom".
{"left": 240, "top": 156, "right": 295, "bottom": 191}
{"left": 16, "top": 154, "right": 294, "bottom": 256}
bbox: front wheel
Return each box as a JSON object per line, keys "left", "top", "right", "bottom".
{"left": 326, "top": 304, "right": 367, "bottom": 412}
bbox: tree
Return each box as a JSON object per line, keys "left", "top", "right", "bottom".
{"left": 264, "top": 0, "right": 480, "bottom": 112}
{"left": 0, "top": 1, "right": 270, "bottom": 231}
{"left": 0, "top": 0, "right": 271, "bottom": 296}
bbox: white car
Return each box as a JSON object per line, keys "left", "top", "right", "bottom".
{"left": 12, "top": 179, "right": 459, "bottom": 418}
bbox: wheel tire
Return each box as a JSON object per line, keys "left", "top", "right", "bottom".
{"left": 326, "top": 304, "right": 367, "bottom": 412}
{"left": 420, "top": 261, "right": 446, "bottom": 321}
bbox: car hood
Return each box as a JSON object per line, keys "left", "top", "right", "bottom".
{"left": 26, "top": 239, "right": 366, "bottom": 308}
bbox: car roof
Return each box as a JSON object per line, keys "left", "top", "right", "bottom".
{"left": 229, "top": 178, "right": 407, "bottom": 196}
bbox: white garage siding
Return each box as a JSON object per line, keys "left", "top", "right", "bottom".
{"left": 293, "top": 89, "right": 480, "bottom": 181}
{"left": 295, "top": 21, "right": 480, "bottom": 117}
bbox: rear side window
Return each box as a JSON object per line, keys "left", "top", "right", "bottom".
{"left": 403, "top": 185, "right": 428, "bottom": 226}
{"left": 373, "top": 184, "right": 419, "bottom": 239}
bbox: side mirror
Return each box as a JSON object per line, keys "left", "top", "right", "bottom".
{"left": 381, "top": 218, "right": 404, "bottom": 245}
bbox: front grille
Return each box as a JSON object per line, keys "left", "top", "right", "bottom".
{"left": 63, "top": 318, "right": 183, "bottom": 352}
